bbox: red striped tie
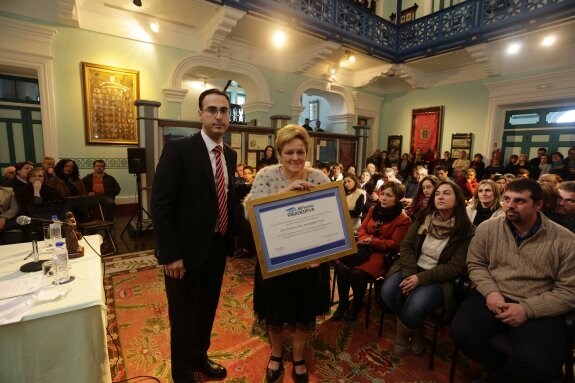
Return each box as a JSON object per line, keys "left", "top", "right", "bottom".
{"left": 213, "top": 145, "right": 228, "bottom": 234}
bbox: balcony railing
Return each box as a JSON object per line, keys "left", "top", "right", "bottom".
{"left": 209, "top": 0, "right": 575, "bottom": 63}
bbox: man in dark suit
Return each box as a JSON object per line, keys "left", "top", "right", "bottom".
{"left": 152, "top": 88, "right": 237, "bottom": 383}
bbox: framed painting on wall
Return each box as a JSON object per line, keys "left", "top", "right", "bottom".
{"left": 388, "top": 135, "right": 402, "bottom": 153}
{"left": 410, "top": 106, "right": 443, "bottom": 158}
{"left": 81, "top": 62, "right": 140, "bottom": 145}
{"left": 450, "top": 133, "right": 473, "bottom": 158}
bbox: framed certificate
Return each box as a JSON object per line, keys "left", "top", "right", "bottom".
{"left": 246, "top": 182, "right": 357, "bottom": 279}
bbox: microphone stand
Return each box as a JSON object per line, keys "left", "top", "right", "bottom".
{"left": 20, "top": 238, "right": 47, "bottom": 272}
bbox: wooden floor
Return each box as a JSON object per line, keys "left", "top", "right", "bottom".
{"left": 111, "top": 203, "right": 155, "bottom": 255}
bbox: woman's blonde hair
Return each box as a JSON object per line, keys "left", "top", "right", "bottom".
{"left": 472, "top": 179, "right": 500, "bottom": 210}
{"left": 275, "top": 124, "right": 310, "bottom": 155}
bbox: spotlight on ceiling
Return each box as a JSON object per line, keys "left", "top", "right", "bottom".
{"left": 133, "top": 0, "right": 142, "bottom": 7}
{"left": 506, "top": 42, "right": 521, "bottom": 54}
{"left": 345, "top": 50, "right": 356, "bottom": 63}
{"left": 542, "top": 35, "right": 556, "bottom": 47}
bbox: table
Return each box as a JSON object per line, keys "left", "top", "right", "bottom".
{"left": 0, "top": 235, "right": 112, "bottom": 383}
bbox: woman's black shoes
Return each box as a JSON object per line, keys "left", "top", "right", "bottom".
{"left": 265, "top": 354, "right": 284, "bottom": 383}
{"left": 291, "top": 359, "right": 309, "bottom": 383}
{"left": 343, "top": 301, "right": 363, "bottom": 321}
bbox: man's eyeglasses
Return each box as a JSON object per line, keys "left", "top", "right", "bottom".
{"left": 203, "top": 106, "right": 230, "bottom": 116}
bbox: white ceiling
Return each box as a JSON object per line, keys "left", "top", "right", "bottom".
{"left": 2, "top": 0, "right": 574, "bottom": 95}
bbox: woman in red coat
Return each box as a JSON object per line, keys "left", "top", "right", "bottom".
{"left": 331, "top": 181, "right": 411, "bottom": 321}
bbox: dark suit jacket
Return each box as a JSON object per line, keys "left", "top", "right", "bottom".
{"left": 151, "top": 132, "right": 237, "bottom": 271}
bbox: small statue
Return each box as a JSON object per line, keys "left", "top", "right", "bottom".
{"left": 64, "top": 211, "right": 84, "bottom": 258}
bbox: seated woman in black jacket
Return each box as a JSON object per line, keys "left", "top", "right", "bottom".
{"left": 15, "top": 167, "right": 64, "bottom": 239}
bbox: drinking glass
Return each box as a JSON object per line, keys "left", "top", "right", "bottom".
{"left": 43, "top": 224, "right": 53, "bottom": 249}
{"left": 42, "top": 260, "right": 59, "bottom": 286}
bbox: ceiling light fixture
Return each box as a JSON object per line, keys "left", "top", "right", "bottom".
{"left": 133, "top": 0, "right": 142, "bottom": 6}
{"left": 272, "top": 30, "right": 286, "bottom": 48}
{"left": 150, "top": 22, "right": 159, "bottom": 33}
{"left": 506, "top": 42, "right": 521, "bottom": 54}
{"left": 329, "top": 66, "right": 336, "bottom": 75}
{"left": 346, "top": 50, "right": 356, "bottom": 63}
{"left": 542, "top": 35, "right": 556, "bottom": 47}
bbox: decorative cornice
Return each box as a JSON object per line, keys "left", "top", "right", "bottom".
{"left": 201, "top": 6, "right": 246, "bottom": 54}
{"left": 296, "top": 41, "right": 341, "bottom": 74}
{"left": 242, "top": 101, "right": 275, "bottom": 114}
{"left": 57, "top": 0, "right": 79, "bottom": 27}
{"left": 0, "top": 17, "right": 57, "bottom": 57}
{"left": 465, "top": 44, "right": 499, "bottom": 77}
{"left": 162, "top": 88, "right": 189, "bottom": 103}
{"left": 327, "top": 113, "right": 356, "bottom": 123}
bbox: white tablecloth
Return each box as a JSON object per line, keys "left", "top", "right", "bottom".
{"left": 0, "top": 235, "right": 112, "bottom": 383}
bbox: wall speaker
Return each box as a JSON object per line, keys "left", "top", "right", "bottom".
{"left": 127, "top": 148, "right": 147, "bottom": 174}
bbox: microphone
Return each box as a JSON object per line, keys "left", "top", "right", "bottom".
{"left": 16, "top": 216, "right": 58, "bottom": 225}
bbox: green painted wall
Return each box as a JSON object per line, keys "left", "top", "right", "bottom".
{"left": 51, "top": 27, "right": 189, "bottom": 199}
{"left": 379, "top": 80, "right": 489, "bottom": 156}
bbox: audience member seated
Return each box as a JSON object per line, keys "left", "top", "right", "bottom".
{"left": 48, "top": 159, "right": 87, "bottom": 198}
{"left": 366, "top": 149, "right": 383, "bottom": 170}
{"left": 257, "top": 145, "right": 278, "bottom": 168}
{"left": 537, "top": 173, "right": 563, "bottom": 189}
{"left": 433, "top": 164, "right": 451, "bottom": 182}
{"left": 41, "top": 156, "right": 56, "bottom": 180}
{"left": 466, "top": 179, "right": 503, "bottom": 226}
{"left": 549, "top": 151, "right": 565, "bottom": 177}
{"left": 504, "top": 154, "right": 519, "bottom": 175}
{"left": 491, "top": 174, "right": 507, "bottom": 200}
{"left": 451, "top": 178, "right": 575, "bottom": 383}
{"left": 439, "top": 151, "right": 453, "bottom": 176}
{"left": 343, "top": 173, "right": 366, "bottom": 232}
{"left": 452, "top": 167, "right": 467, "bottom": 195}
{"left": 359, "top": 168, "right": 371, "bottom": 191}
{"left": 404, "top": 166, "right": 428, "bottom": 202}
{"left": 346, "top": 164, "right": 357, "bottom": 175}
{"left": 81, "top": 159, "right": 121, "bottom": 221}
{"left": 535, "top": 152, "right": 551, "bottom": 178}
{"left": 516, "top": 153, "right": 532, "bottom": 175}
{"left": 0, "top": 186, "right": 21, "bottom": 244}
{"left": 1, "top": 165, "right": 16, "bottom": 184}
{"left": 2, "top": 161, "right": 35, "bottom": 192}
{"left": 405, "top": 175, "right": 439, "bottom": 221}
{"left": 314, "top": 120, "right": 324, "bottom": 132}
{"left": 452, "top": 150, "right": 471, "bottom": 172}
{"left": 483, "top": 158, "right": 505, "bottom": 180}
{"left": 563, "top": 147, "right": 575, "bottom": 180}
{"left": 463, "top": 168, "right": 479, "bottom": 200}
{"left": 471, "top": 153, "right": 486, "bottom": 180}
{"left": 374, "top": 168, "right": 402, "bottom": 192}
{"left": 331, "top": 162, "right": 344, "bottom": 182}
{"left": 233, "top": 166, "right": 255, "bottom": 259}
{"left": 557, "top": 180, "right": 575, "bottom": 232}
{"left": 381, "top": 181, "right": 474, "bottom": 356}
{"left": 15, "top": 167, "right": 64, "bottom": 219}
{"left": 538, "top": 182, "right": 560, "bottom": 222}
{"left": 399, "top": 153, "right": 413, "bottom": 180}
{"left": 528, "top": 148, "right": 547, "bottom": 180}
{"left": 15, "top": 167, "right": 64, "bottom": 240}
{"left": 332, "top": 182, "right": 410, "bottom": 322}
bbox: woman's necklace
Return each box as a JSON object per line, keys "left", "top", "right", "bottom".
{"left": 280, "top": 166, "right": 306, "bottom": 183}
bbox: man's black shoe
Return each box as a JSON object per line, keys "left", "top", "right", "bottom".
{"left": 195, "top": 358, "right": 227, "bottom": 380}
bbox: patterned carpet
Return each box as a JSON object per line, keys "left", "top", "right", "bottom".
{"left": 104, "top": 252, "right": 476, "bottom": 383}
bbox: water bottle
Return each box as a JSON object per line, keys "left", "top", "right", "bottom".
{"left": 53, "top": 241, "right": 70, "bottom": 284}
{"left": 49, "top": 215, "right": 62, "bottom": 246}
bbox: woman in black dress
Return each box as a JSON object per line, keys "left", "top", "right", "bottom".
{"left": 244, "top": 125, "right": 330, "bottom": 383}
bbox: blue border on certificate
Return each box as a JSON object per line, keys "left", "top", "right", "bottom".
{"left": 252, "top": 188, "right": 352, "bottom": 273}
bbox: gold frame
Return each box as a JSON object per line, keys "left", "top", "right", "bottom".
{"left": 246, "top": 182, "right": 357, "bottom": 279}
{"left": 81, "top": 62, "right": 140, "bottom": 145}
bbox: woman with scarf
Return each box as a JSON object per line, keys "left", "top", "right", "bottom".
{"left": 381, "top": 181, "right": 474, "bottom": 356}
{"left": 331, "top": 182, "right": 411, "bottom": 322}
{"left": 466, "top": 179, "right": 504, "bottom": 226}
{"left": 343, "top": 173, "right": 366, "bottom": 232}
{"left": 405, "top": 175, "right": 439, "bottom": 221}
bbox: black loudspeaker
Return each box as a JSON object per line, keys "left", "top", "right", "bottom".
{"left": 127, "top": 148, "right": 147, "bottom": 174}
